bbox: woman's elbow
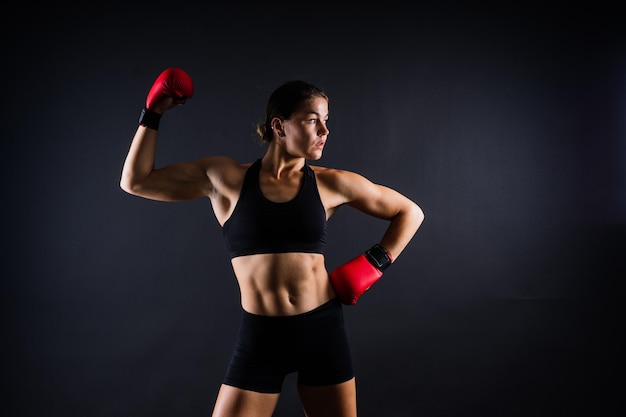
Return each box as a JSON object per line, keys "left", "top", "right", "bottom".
{"left": 119, "top": 173, "right": 139, "bottom": 195}
{"left": 411, "top": 201, "right": 425, "bottom": 228}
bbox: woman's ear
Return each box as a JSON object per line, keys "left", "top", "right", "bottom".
{"left": 271, "top": 117, "right": 285, "bottom": 137}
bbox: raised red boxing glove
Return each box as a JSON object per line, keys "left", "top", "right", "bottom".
{"left": 330, "top": 244, "right": 393, "bottom": 305}
{"left": 139, "top": 67, "right": 194, "bottom": 130}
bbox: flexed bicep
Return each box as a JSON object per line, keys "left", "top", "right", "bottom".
{"left": 130, "top": 160, "right": 213, "bottom": 201}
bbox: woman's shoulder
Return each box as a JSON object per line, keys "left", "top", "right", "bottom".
{"left": 310, "top": 164, "right": 367, "bottom": 188}
{"left": 310, "top": 164, "right": 365, "bottom": 178}
{"left": 310, "top": 164, "right": 343, "bottom": 175}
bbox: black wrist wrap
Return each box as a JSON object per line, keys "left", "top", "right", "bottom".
{"left": 138, "top": 107, "right": 162, "bottom": 130}
{"left": 365, "top": 244, "right": 391, "bottom": 272}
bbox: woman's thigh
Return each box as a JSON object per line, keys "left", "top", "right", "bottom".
{"left": 211, "top": 384, "right": 280, "bottom": 417}
{"left": 298, "top": 377, "right": 357, "bottom": 417}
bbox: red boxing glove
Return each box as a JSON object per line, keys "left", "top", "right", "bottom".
{"left": 330, "top": 244, "right": 393, "bottom": 305}
{"left": 139, "top": 67, "right": 194, "bottom": 130}
{"left": 146, "top": 67, "right": 194, "bottom": 110}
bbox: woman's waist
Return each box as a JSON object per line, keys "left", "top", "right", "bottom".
{"left": 231, "top": 253, "right": 335, "bottom": 316}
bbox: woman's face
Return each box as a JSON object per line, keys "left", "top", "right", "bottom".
{"left": 279, "top": 97, "right": 329, "bottom": 160}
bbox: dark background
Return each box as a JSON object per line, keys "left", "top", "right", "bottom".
{"left": 3, "top": 4, "right": 624, "bottom": 417}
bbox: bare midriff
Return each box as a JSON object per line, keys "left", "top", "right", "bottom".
{"left": 231, "top": 252, "right": 336, "bottom": 316}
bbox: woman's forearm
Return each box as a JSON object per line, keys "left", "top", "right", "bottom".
{"left": 120, "top": 126, "right": 158, "bottom": 194}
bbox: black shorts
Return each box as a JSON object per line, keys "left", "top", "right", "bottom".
{"left": 223, "top": 298, "right": 355, "bottom": 393}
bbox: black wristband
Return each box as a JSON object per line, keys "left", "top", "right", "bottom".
{"left": 365, "top": 244, "right": 392, "bottom": 272}
{"left": 138, "top": 107, "right": 162, "bottom": 130}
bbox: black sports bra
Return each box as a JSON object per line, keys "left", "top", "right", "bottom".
{"left": 222, "top": 159, "right": 327, "bottom": 258}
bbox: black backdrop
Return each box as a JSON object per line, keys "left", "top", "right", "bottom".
{"left": 3, "top": 4, "right": 624, "bottom": 417}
